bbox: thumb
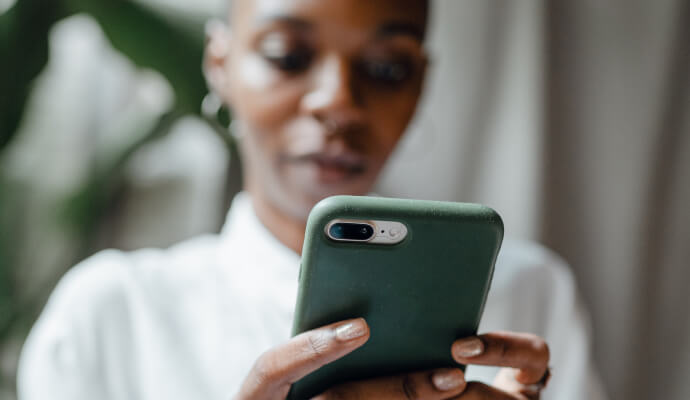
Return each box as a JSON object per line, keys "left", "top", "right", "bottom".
{"left": 236, "top": 318, "right": 370, "bottom": 400}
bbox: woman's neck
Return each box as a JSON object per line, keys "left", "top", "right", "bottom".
{"left": 247, "top": 188, "right": 307, "bottom": 256}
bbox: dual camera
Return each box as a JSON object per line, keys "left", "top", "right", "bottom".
{"left": 328, "top": 222, "right": 375, "bottom": 241}
{"left": 325, "top": 219, "right": 408, "bottom": 245}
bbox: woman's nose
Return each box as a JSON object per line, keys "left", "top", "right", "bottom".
{"left": 301, "top": 56, "right": 362, "bottom": 119}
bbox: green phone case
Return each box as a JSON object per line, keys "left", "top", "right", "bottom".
{"left": 289, "top": 196, "right": 503, "bottom": 400}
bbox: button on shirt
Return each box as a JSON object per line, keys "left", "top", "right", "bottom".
{"left": 17, "top": 193, "right": 607, "bottom": 399}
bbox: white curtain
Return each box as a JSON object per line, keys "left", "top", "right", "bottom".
{"left": 380, "top": 1, "right": 690, "bottom": 399}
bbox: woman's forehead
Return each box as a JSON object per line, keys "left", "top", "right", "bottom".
{"left": 230, "top": 0, "right": 428, "bottom": 36}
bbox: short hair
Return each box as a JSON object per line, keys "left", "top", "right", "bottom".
{"left": 226, "top": 0, "right": 431, "bottom": 36}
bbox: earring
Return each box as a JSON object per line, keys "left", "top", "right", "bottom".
{"left": 202, "top": 92, "right": 232, "bottom": 131}
{"left": 229, "top": 119, "right": 244, "bottom": 141}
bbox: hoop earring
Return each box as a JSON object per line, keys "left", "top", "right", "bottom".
{"left": 229, "top": 119, "right": 244, "bottom": 141}
{"left": 201, "top": 92, "right": 232, "bottom": 130}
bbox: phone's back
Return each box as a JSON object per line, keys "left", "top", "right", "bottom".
{"left": 290, "top": 196, "right": 503, "bottom": 400}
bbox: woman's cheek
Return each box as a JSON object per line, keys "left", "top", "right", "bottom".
{"left": 372, "top": 95, "right": 418, "bottom": 144}
{"left": 237, "top": 55, "right": 278, "bottom": 90}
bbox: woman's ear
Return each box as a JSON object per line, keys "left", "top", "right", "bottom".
{"left": 203, "top": 20, "right": 233, "bottom": 104}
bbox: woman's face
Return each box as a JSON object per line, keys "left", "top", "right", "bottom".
{"left": 207, "top": 0, "right": 428, "bottom": 220}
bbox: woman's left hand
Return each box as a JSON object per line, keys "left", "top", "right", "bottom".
{"left": 451, "top": 331, "right": 551, "bottom": 400}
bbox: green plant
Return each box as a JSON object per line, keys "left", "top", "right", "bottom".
{"left": 0, "top": 0, "right": 239, "bottom": 395}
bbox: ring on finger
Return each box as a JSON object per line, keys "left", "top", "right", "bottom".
{"left": 524, "top": 367, "right": 552, "bottom": 393}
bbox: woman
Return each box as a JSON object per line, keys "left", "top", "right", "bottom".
{"left": 18, "top": 0, "right": 605, "bottom": 399}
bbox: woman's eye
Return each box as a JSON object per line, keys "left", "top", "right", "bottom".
{"left": 263, "top": 49, "right": 313, "bottom": 72}
{"left": 258, "top": 33, "right": 312, "bottom": 72}
{"left": 361, "top": 59, "right": 412, "bottom": 85}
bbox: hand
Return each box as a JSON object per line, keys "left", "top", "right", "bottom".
{"left": 451, "top": 332, "right": 551, "bottom": 400}
{"left": 235, "top": 318, "right": 468, "bottom": 400}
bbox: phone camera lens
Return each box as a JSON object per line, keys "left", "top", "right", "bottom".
{"left": 328, "top": 223, "right": 374, "bottom": 241}
{"left": 329, "top": 224, "right": 345, "bottom": 239}
{"left": 358, "top": 225, "right": 374, "bottom": 240}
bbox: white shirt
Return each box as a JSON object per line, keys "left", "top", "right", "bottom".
{"left": 18, "top": 193, "right": 607, "bottom": 399}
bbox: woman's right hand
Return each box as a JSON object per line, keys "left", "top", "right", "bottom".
{"left": 234, "top": 318, "right": 467, "bottom": 400}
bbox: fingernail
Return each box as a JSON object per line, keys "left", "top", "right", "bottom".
{"left": 335, "top": 319, "right": 367, "bottom": 341}
{"left": 454, "top": 337, "right": 484, "bottom": 358}
{"left": 432, "top": 369, "right": 465, "bottom": 391}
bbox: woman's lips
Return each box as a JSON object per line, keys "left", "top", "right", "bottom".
{"left": 286, "top": 152, "right": 367, "bottom": 183}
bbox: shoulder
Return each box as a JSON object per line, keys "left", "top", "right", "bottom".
{"left": 43, "top": 234, "right": 222, "bottom": 319}
{"left": 493, "top": 238, "right": 576, "bottom": 297}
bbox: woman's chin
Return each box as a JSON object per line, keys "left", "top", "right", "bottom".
{"left": 287, "top": 163, "right": 373, "bottom": 199}
{"left": 263, "top": 162, "right": 375, "bottom": 220}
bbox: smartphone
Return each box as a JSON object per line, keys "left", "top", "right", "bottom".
{"left": 289, "top": 195, "right": 503, "bottom": 400}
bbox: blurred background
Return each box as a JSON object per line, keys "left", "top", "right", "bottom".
{"left": 0, "top": 0, "right": 688, "bottom": 399}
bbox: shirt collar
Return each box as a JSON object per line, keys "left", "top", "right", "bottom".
{"left": 219, "top": 192, "right": 301, "bottom": 275}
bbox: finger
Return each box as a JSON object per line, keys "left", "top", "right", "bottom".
{"left": 451, "top": 332, "right": 549, "bottom": 384}
{"left": 317, "top": 368, "right": 467, "bottom": 400}
{"left": 237, "top": 318, "right": 370, "bottom": 399}
{"left": 493, "top": 368, "right": 542, "bottom": 400}
{"left": 452, "top": 381, "right": 528, "bottom": 400}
